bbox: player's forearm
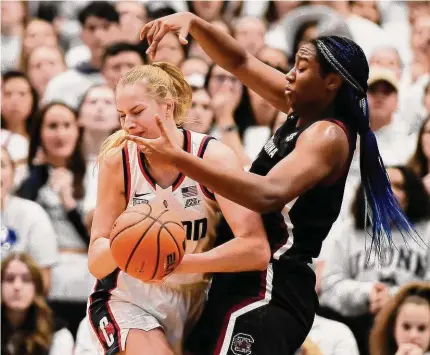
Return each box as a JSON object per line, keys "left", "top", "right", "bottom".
{"left": 189, "top": 14, "right": 248, "bottom": 73}
{"left": 176, "top": 235, "right": 270, "bottom": 273}
{"left": 174, "top": 150, "right": 283, "bottom": 213}
{"left": 88, "top": 237, "right": 118, "bottom": 280}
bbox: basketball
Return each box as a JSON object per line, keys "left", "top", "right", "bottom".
{"left": 109, "top": 203, "right": 186, "bottom": 282}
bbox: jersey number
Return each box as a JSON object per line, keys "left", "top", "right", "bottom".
{"left": 99, "top": 316, "right": 114, "bottom": 347}
{"left": 182, "top": 218, "right": 208, "bottom": 241}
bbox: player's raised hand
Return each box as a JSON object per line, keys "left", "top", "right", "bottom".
{"left": 140, "top": 12, "right": 194, "bottom": 60}
{"left": 125, "top": 114, "right": 182, "bottom": 166}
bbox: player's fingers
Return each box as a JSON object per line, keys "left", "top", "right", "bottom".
{"left": 146, "top": 21, "right": 159, "bottom": 47}
{"left": 125, "top": 134, "right": 151, "bottom": 147}
{"left": 140, "top": 21, "right": 155, "bottom": 41}
{"left": 154, "top": 114, "right": 168, "bottom": 138}
{"left": 146, "top": 25, "right": 171, "bottom": 58}
{"left": 178, "top": 26, "right": 189, "bottom": 45}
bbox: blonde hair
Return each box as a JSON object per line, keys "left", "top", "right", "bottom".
{"left": 98, "top": 62, "right": 192, "bottom": 161}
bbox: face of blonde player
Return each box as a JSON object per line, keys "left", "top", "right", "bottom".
{"left": 421, "top": 119, "right": 430, "bottom": 161}
{"left": 116, "top": 82, "right": 170, "bottom": 139}
{"left": 394, "top": 301, "right": 430, "bottom": 352}
{"left": 79, "top": 85, "right": 119, "bottom": 133}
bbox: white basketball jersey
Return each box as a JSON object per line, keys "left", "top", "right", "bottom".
{"left": 122, "top": 129, "right": 219, "bottom": 284}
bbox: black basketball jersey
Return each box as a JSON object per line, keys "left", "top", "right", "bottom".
{"left": 216, "top": 114, "right": 356, "bottom": 263}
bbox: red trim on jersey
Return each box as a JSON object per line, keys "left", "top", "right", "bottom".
{"left": 122, "top": 145, "right": 131, "bottom": 204}
{"left": 323, "top": 119, "right": 355, "bottom": 185}
{"left": 197, "top": 135, "right": 216, "bottom": 200}
{"left": 213, "top": 269, "right": 268, "bottom": 355}
{"left": 137, "top": 149, "right": 156, "bottom": 189}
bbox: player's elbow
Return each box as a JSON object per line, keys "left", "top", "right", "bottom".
{"left": 256, "top": 188, "right": 287, "bottom": 214}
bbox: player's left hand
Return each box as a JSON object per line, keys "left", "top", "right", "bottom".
{"left": 125, "top": 114, "right": 182, "bottom": 166}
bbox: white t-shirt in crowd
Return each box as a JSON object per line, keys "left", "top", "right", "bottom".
{"left": 1, "top": 195, "right": 58, "bottom": 267}
{"left": 74, "top": 317, "right": 97, "bottom": 355}
{"left": 306, "top": 315, "right": 360, "bottom": 355}
{"left": 49, "top": 327, "right": 74, "bottom": 355}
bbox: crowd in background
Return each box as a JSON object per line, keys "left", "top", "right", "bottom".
{"left": 1, "top": 1, "right": 430, "bottom": 355}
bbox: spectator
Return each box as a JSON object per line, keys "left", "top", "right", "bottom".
{"left": 1, "top": 253, "right": 74, "bottom": 355}
{"left": 20, "top": 18, "right": 58, "bottom": 72}
{"left": 78, "top": 84, "right": 119, "bottom": 213}
{"left": 369, "top": 45, "right": 403, "bottom": 81}
{"left": 1, "top": 71, "right": 38, "bottom": 140}
{"left": 233, "top": 16, "right": 267, "bottom": 56}
{"left": 16, "top": 103, "right": 92, "bottom": 338}
{"left": 180, "top": 56, "right": 210, "bottom": 88}
{"left": 256, "top": 46, "right": 290, "bottom": 73}
{"left": 349, "top": 1, "right": 381, "bottom": 25}
{"left": 115, "top": 0, "right": 147, "bottom": 45}
{"left": 43, "top": 1, "right": 120, "bottom": 110}
{"left": 1, "top": 147, "right": 57, "bottom": 292}
{"left": 1, "top": 1, "right": 28, "bottom": 73}
{"left": 370, "top": 282, "right": 430, "bottom": 355}
{"left": 101, "top": 42, "right": 145, "bottom": 90}
{"left": 320, "top": 166, "right": 430, "bottom": 354}
{"left": 148, "top": 32, "right": 185, "bottom": 67}
{"left": 408, "top": 116, "right": 430, "bottom": 195}
{"left": 26, "top": 46, "right": 67, "bottom": 97}
{"left": 188, "top": 1, "right": 226, "bottom": 23}
{"left": 1, "top": 71, "right": 38, "bottom": 185}
{"left": 184, "top": 87, "right": 214, "bottom": 134}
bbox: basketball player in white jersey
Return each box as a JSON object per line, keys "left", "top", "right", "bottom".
{"left": 86, "top": 62, "right": 271, "bottom": 355}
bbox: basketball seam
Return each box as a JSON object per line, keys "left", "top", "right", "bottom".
{"left": 162, "top": 222, "right": 183, "bottom": 261}
{"left": 124, "top": 209, "right": 168, "bottom": 274}
{"left": 151, "top": 226, "right": 163, "bottom": 280}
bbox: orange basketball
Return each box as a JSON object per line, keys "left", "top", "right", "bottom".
{"left": 109, "top": 203, "right": 186, "bottom": 282}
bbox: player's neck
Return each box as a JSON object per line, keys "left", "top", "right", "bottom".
{"left": 145, "top": 126, "right": 184, "bottom": 188}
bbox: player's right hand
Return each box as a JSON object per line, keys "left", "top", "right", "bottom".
{"left": 140, "top": 12, "right": 195, "bottom": 61}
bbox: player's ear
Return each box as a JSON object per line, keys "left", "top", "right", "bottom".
{"left": 165, "top": 99, "right": 174, "bottom": 118}
{"left": 326, "top": 73, "right": 343, "bottom": 92}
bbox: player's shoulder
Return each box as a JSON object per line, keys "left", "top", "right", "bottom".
{"left": 98, "top": 146, "right": 125, "bottom": 173}
{"left": 202, "top": 137, "right": 240, "bottom": 169}
{"left": 299, "top": 119, "right": 350, "bottom": 155}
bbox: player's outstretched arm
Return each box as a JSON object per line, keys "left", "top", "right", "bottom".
{"left": 174, "top": 140, "right": 270, "bottom": 274}
{"left": 127, "top": 117, "right": 349, "bottom": 214}
{"left": 88, "top": 150, "right": 127, "bottom": 280}
{"left": 141, "top": 12, "right": 289, "bottom": 113}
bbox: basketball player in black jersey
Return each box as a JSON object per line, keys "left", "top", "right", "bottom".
{"left": 127, "top": 12, "right": 419, "bottom": 355}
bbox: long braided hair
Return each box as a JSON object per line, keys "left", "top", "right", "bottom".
{"left": 311, "top": 36, "right": 423, "bottom": 259}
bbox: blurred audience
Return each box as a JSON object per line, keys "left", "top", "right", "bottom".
{"left": 16, "top": 103, "right": 93, "bottom": 338}
{"left": 370, "top": 282, "right": 430, "bottom": 355}
{"left": 1, "top": 148, "right": 58, "bottom": 292}
{"left": 1, "top": 253, "right": 74, "bottom": 355}
{"left": 43, "top": 1, "right": 120, "bottom": 109}
{"left": 408, "top": 116, "right": 430, "bottom": 195}
{"left": 320, "top": 165, "right": 430, "bottom": 354}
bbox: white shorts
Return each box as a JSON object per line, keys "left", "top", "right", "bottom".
{"left": 87, "top": 269, "right": 208, "bottom": 355}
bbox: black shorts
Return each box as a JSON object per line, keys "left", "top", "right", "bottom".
{"left": 185, "top": 259, "right": 318, "bottom": 355}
